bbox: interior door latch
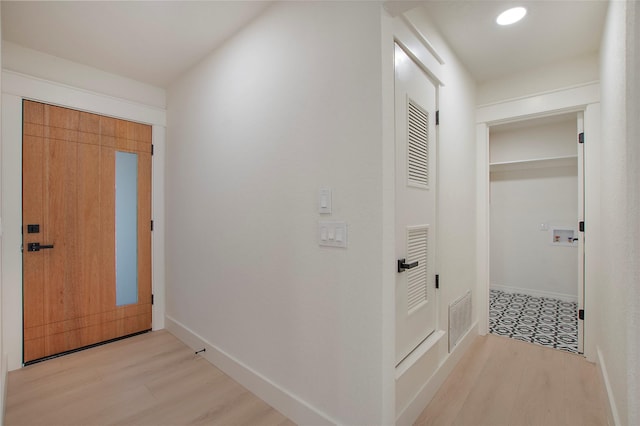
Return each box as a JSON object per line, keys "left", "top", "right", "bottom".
{"left": 397, "top": 258, "right": 419, "bottom": 273}
{"left": 27, "top": 242, "right": 54, "bottom": 252}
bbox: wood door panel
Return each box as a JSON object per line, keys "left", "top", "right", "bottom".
{"left": 138, "top": 151, "right": 152, "bottom": 312}
{"left": 77, "top": 131, "right": 100, "bottom": 146}
{"left": 43, "top": 311, "right": 151, "bottom": 354}
{"left": 23, "top": 135, "right": 45, "bottom": 332}
{"left": 23, "top": 339, "right": 46, "bottom": 363}
{"left": 45, "top": 104, "right": 80, "bottom": 130}
{"left": 44, "top": 137, "right": 79, "bottom": 327}
{"left": 23, "top": 325, "right": 45, "bottom": 341}
{"left": 22, "top": 100, "right": 45, "bottom": 358}
{"left": 23, "top": 100, "right": 152, "bottom": 363}
{"left": 23, "top": 123, "right": 44, "bottom": 138}
{"left": 47, "top": 127, "right": 79, "bottom": 143}
{"left": 78, "top": 111, "right": 100, "bottom": 134}
{"left": 100, "top": 146, "right": 116, "bottom": 313}
{"left": 115, "top": 138, "right": 153, "bottom": 154}
{"left": 77, "top": 142, "right": 101, "bottom": 318}
{"left": 42, "top": 304, "right": 151, "bottom": 335}
{"left": 100, "top": 116, "right": 117, "bottom": 137}
{"left": 24, "top": 100, "right": 44, "bottom": 125}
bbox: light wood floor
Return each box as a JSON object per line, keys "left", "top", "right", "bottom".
{"left": 414, "top": 334, "right": 608, "bottom": 426}
{"left": 4, "top": 330, "right": 294, "bottom": 426}
{"left": 5, "top": 331, "right": 609, "bottom": 426}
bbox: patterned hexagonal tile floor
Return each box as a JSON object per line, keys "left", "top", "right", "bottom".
{"left": 489, "top": 289, "right": 578, "bottom": 354}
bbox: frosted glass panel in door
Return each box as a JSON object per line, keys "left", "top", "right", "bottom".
{"left": 115, "top": 151, "right": 138, "bottom": 306}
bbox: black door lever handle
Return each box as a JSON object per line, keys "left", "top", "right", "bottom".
{"left": 398, "top": 258, "right": 419, "bottom": 273}
{"left": 27, "top": 242, "right": 54, "bottom": 252}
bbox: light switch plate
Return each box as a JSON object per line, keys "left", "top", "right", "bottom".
{"left": 318, "top": 221, "right": 347, "bottom": 248}
{"left": 318, "top": 188, "right": 332, "bottom": 214}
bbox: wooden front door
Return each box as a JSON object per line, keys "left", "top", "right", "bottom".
{"left": 22, "top": 100, "right": 152, "bottom": 364}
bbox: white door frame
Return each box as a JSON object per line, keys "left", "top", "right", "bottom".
{"left": 476, "top": 82, "right": 599, "bottom": 360}
{"left": 1, "top": 70, "right": 167, "bottom": 371}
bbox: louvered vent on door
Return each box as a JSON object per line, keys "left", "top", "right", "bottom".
{"left": 407, "top": 98, "right": 429, "bottom": 188}
{"left": 407, "top": 225, "right": 429, "bottom": 313}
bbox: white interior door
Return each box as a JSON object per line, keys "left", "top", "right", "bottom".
{"left": 395, "top": 44, "right": 438, "bottom": 365}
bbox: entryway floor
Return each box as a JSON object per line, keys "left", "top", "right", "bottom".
{"left": 4, "top": 330, "right": 293, "bottom": 426}
{"left": 414, "top": 334, "right": 607, "bottom": 426}
{"left": 489, "top": 289, "right": 578, "bottom": 353}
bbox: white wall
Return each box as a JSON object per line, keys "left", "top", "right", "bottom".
{"left": 490, "top": 118, "right": 578, "bottom": 301}
{"left": 2, "top": 42, "right": 165, "bottom": 109}
{"left": 477, "top": 52, "right": 599, "bottom": 106}
{"left": 166, "top": 3, "right": 385, "bottom": 424}
{"left": 490, "top": 166, "right": 578, "bottom": 300}
{"left": 489, "top": 117, "right": 577, "bottom": 163}
{"left": 166, "top": 2, "right": 479, "bottom": 423}
{"left": 626, "top": 3, "right": 640, "bottom": 423}
{"left": 594, "top": 1, "right": 640, "bottom": 424}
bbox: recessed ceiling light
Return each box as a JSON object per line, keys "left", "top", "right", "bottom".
{"left": 496, "top": 7, "right": 527, "bottom": 26}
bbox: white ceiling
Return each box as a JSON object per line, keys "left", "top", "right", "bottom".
{"left": 1, "top": 1, "right": 608, "bottom": 88}
{"left": 417, "top": 0, "right": 608, "bottom": 83}
{"left": 1, "top": 1, "right": 272, "bottom": 88}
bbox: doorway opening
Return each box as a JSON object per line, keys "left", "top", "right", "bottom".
{"left": 487, "top": 112, "right": 584, "bottom": 354}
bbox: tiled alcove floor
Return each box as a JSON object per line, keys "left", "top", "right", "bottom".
{"left": 489, "top": 289, "right": 578, "bottom": 354}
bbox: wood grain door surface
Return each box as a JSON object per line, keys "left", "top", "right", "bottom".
{"left": 22, "top": 100, "right": 152, "bottom": 363}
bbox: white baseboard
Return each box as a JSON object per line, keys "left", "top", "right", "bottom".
{"left": 395, "top": 322, "right": 478, "bottom": 426}
{"left": 491, "top": 284, "right": 578, "bottom": 303}
{"left": 165, "top": 315, "right": 336, "bottom": 426}
{"left": 597, "top": 347, "right": 620, "bottom": 426}
{"left": 2, "top": 352, "right": 8, "bottom": 426}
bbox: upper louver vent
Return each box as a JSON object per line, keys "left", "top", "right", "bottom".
{"left": 407, "top": 98, "right": 429, "bottom": 188}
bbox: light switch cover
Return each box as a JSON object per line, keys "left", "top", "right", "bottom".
{"left": 318, "top": 188, "right": 332, "bottom": 214}
{"left": 318, "top": 221, "right": 347, "bottom": 248}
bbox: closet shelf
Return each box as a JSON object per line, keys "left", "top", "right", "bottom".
{"left": 490, "top": 155, "right": 577, "bottom": 172}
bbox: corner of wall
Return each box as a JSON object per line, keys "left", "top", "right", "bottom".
{"left": 165, "top": 315, "right": 337, "bottom": 426}
{"left": 597, "top": 346, "right": 621, "bottom": 426}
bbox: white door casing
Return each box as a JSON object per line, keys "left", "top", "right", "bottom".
{"left": 394, "top": 43, "right": 438, "bottom": 365}
{"left": 577, "top": 112, "right": 585, "bottom": 354}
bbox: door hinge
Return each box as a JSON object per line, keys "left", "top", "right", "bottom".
{"left": 435, "top": 274, "right": 440, "bottom": 289}
{"left": 151, "top": 144, "right": 154, "bottom": 155}
{"left": 151, "top": 294, "right": 154, "bottom": 305}
{"left": 578, "top": 132, "right": 584, "bottom": 144}
{"left": 579, "top": 309, "right": 584, "bottom": 320}
{"left": 435, "top": 110, "right": 440, "bottom": 126}
{"left": 579, "top": 221, "right": 584, "bottom": 232}
{"left": 151, "top": 220, "right": 154, "bottom": 231}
